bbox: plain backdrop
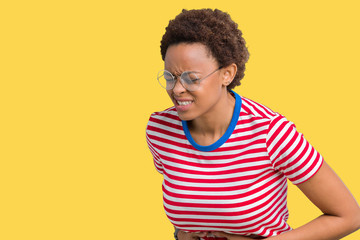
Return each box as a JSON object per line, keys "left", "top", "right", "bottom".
{"left": 1, "top": 0, "right": 359, "bottom": 239}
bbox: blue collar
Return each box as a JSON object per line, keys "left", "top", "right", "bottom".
{"left": 182, "top": 90, "right": 242, "bottom": 152}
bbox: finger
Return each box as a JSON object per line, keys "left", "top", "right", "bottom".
{"left": 193, "top": 232, "right": 207, "bottom": 237}
{"left": 191, "top": 231, "right": 207, "bottom": 239}
{"left": 212, "top": 231, "right": 252, "bottom": 240}
{"left": 211, "top": 231, "right": 227, "bottom": 237}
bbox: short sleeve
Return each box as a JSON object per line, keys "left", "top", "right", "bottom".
{"left": 146, "top": 114, "right": 164, "bottom": 175}
{"left": 266, "top": 115, "right": 324, "bottom": 185}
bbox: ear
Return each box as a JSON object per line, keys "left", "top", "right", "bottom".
{"left": 221, "top": 63, "right": 237, "bottom": 86}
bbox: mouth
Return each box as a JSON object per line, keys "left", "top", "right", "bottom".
{"left": 176, "top": 100, "right": 193, "bottom": 106}
{"left": 174, "top": 99, "right": 194, "bottom": 112}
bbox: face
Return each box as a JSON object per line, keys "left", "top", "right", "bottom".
{"left": 164, "top": 43, "right": 229, "bottom": 121}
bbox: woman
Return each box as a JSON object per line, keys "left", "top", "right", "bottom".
{"left": 146, "top": 9, "right": 360, "bottom": 240}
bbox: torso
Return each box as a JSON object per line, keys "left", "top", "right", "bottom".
{"left": 146, "top": 91, "right": 323, "bottom": 238}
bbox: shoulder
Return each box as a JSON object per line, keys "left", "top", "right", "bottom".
{"left": 148, "top": 106, "right": 180, "bottom": 124}
{"left": 239, "top": 96, "right": 297, "bottom": 136}
{"left": 240, "top": 95, "right": 280, "bottom": 121}
{"left": 146, "top": 106, "right": 183, "bottom": 135}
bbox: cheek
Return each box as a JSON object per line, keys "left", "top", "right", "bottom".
{"left": 166, "top": 90, "right": 173, "bottom": 100}
{"left": 195, "top": 84, "right": 223, "bottom": 107}
{"left": 198, "top": 79, "right": 223, "bottom": 96}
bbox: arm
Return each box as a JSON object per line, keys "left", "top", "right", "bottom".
{"left": 266, "top": 161, "right": 360, "bottom": 240}
{"left": 212, "top": 162, "right": 360, "bottom": 240}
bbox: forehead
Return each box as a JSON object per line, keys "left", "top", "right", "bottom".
{"left": 164, "top": 43, "right": 216, "bottom": 71}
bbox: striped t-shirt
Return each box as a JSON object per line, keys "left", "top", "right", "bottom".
{"left": 146, "top": 91, "right": 323, "bottom": 238}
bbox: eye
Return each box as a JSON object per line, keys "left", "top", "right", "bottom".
{"left": 163, "top": 71, "right": 174, "bottom": 82}
{"left": 183, "top": 72, "right": 199, "bottom": 82}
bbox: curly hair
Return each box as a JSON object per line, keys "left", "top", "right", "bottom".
{"left": 160, "top": 9, "right": 249, "bottom": 90}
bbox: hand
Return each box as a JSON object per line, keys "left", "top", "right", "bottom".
{"left": 211, "top": 231, "right": 259, "bottom": 240}
{"left": 177, "top": 230, "right": 208, "bottom": 240}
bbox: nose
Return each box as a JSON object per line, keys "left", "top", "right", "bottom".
{"left": 172, "top": 77, "right": 187, "bottom": 94}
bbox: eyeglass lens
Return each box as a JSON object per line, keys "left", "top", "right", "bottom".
{"left": 157, "top": 70, "right": 200, "bottom": 91}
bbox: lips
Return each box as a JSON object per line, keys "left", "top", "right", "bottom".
{"left": 174, "top": 98, "right": 193, "bottom": 111}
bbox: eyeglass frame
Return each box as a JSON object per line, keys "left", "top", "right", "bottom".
{"left": 157, "top": 66, "right": 223, "bottom": 92}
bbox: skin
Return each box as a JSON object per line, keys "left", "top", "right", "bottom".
{"left": 164, "top": 42, "right": 360, "bottom": 240}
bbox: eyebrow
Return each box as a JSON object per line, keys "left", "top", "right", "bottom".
{"left": 166, "top": 70, "right": 201, "bottom": 76}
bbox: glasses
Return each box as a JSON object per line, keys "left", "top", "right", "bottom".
{"left": 157, "top": 67, "right": 222, "bottom": 92}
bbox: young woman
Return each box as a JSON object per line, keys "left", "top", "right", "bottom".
{"left": 146, "top": 9, "right": 360, "bottom": 240}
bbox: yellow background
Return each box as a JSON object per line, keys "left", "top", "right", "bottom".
{"left": 1, "top": 0, "right": 359, "bottom": 239}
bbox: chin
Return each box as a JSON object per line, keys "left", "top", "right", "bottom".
{"left": 177, "top": 112, "right": 195, "bottom": 122}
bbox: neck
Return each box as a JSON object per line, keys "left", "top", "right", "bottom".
{"left": 188, "top": 90, "right": 236, "bottom": 143}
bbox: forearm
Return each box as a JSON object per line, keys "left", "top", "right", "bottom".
{"left": 266, "top": 214, "right": 360, "bottom": 240}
